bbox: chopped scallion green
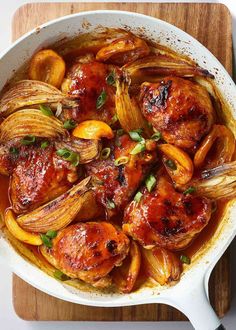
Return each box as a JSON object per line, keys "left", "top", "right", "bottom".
{"left": 39, "top": 104, "right": 54, "bottom": 116}
{"left": 106, "top": 199, "right": 116, "bottom": 209}
{"left": 54, "top": 270, "right": 70, "bottom": 281}
{"left": 180, "top": 255, "right": 191, "bottom": 265}
{"left": 21, "top": 135, "right": 36, "bottom": 145}
{"left": 63, "top": 119, "right": 76, "bottom": 130}
{"left": 151, "top": 131, "right": 162, "bottom": 141}
{"left": 183, "top": 186, "right": 196, "bottom": 195}
{"left": 129, "top": 130, "right": 143, "bottom": 142}
{"left": 134, "top": 191, "right": 143, "bottom": 203}
{"left": 114, "top": 156, "right": 129, "bottom": 166}
{"left": 145, "top": 174, "right": 156, "bottom": 192}
{"left": 46, "top": 230, "right": 57, "bottom": 239}
{"left": 40, "top": 141, "right": 50, "bottom": 149}
{"left": 165, "top": 159, "right": 177, "bottom": 170}
{"left": 40, "top": 234, "right": 52, "bottom": 248}
{"left": 96, "top": 90, "right": 107, "bottom": 109}
{"left": 130, "top": 142, "right": 146, "bottom": 155}
{"left": 9, "top": 147, "right": 19, "bottom": 155}
{"left": 100, "top": 147, "right": 111, "bottom": 160}
{"left": 106, "top": 71, "right": 116, "bottom": 86}
{"left": 56, "top": 148, "right": 80, "bottom": 166}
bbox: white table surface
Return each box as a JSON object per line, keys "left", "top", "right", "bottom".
{"left": 0, "top": 1, "right": 236, "bottom": 329}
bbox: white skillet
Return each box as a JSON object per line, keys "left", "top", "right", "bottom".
{"left": 0, "top": 10, "right": 235, "bottom": 330}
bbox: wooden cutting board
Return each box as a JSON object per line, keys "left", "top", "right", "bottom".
{"left": 12, "top": 2, "right": 232, "bottom": 321}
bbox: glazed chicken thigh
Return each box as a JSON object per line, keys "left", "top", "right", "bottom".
{"left": 53, "top": 222, "right": 130, "bottom": 287}
{"left": 61, "top": 61, "right": 116, "bottom": 124}
{"left": 123, "top": 175, "right": 212, "bottom": 250}
{"left": 140, "top": 77, "right": 214, "bottom": 152}
{"left": 9, "top": 145, "right": 78, "bottom": 214}
{"left": 86, "top": 133, "right": 157, "bottom": 215}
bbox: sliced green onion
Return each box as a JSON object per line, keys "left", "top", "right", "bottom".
{"left": 39, "top": 104, "right": 53, "bottom": 116}
{"left": 165, "top": 159, "right": 177, "bottom": 170}
{"left": 96, "top": 90, "right": 107, "bottom": 109}
{"left": 151, "top": 131, "right": 162, "bottom": 141}
{"left": 56, "top": 148, "right": 80, "bottom": 166}
{"left": 54, "top": 270, "right": 70, "bottom": 281}
{"left": 117, "top": 129, "right": 125, "bottom": 136}
{"left": 180, "top": 255, "right": 191, "bottom": 265}
{"left": 106, "top": 71, "right": 116, "bottom": 86}
{"left": 114, "top": 156, "right": 129, "bottom": 166}
{"left": 40, "top": 141, "right": 50, "bottom": 149}
{"left": 21, "top": 135, "right": 36, "bottom": 145}
{"left": 40, "top": 234, "right": 52, "bottom": 248}
{"left": 9, "top": 147, "right": 19, "bottom": 155}
{"left": 129, "top": 130, "right": 143, "bottom": 142}
{"left": 106, "top": 199, "right": 116, "bottom": 209}
{"left": 100, "top": 147, "right": 111, "bottom": 160}
{"left": 46, "top": 230, "right": 57, "bottom": 239}
{"left": 145, "top": 174, "right": 156, "bottom": 192}
{"left": 134, "top": 191, "right": 143, "bottom": 203}
{"left": 110, "top": 114, "right": 118, "bottom": 125}
{"left": 63, "top": 119, "right": 76, "bottom": 130}
{"left": 183, "top": 186, "right": 196, "bottom": 195}
{"left": 130, "top": 142, "right": 146, "bottom": 155}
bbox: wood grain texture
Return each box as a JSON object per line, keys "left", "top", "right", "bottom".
{"left": 12, "top": 2, "right": 232, "bottom": 321}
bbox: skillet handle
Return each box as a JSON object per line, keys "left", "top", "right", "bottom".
{"left": 168, "top": 277, "right": 225, "bottom": 330}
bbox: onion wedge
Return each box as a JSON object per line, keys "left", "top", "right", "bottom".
{"left": 55, "top": 138, "right": 101, "bottom": 164}
{"left": 0, "top": 80, "right": 76, "bottom": 117}
{"left": 0, "top": 109, "right": 66, "bottom": 143}
{"left": 123, "top": 55, "right": 214, "bottom": 84}
{"left": 16, "top": 177, "right": 95, "bottom": 233}
{"left": 142, "top": 247, "right": 182, "bottom": 285}
{"left": 115, "top": 75, "right": 150, "bottom": 135}
{"left": 181, "top": 161, "right": 236, "bottom": 200}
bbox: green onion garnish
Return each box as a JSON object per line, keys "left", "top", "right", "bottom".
{"left": 165, "top": 159, "right": 177, "bottom": 170}
{"left": 183, "top": 186, "right": 196, "bottom": 195}
{"left": 54, "top": 270, "right": 70, "bottom": 281}
{"left": 110, "top": 114, "right": 118, "bottom": 125}
{"left": 145, "top": 174, "right": 156, "bottom": 192}
{"left": 21, "top": 135, "right": 36, "bottom": 145}
{"left": 40, "top": 234, "right": 53, "bottom": 248}
{"left": 39, "top": 104, "right": 54, "bottom": 116}
{"left": 134, "top": 191, "right": 143, "bottom": 203}
{"left": 96, "top": 90, "right": 107, "bottom": 109}
{"left": 63, "top": 119, "right": 76, "bottom": 130}
{"left": 9, "top": 147, "right": 19, "bottom": 155}
{"left": 151, "top": 131, "right": 162, "bottom": 141}
{"left": 130, "top": 142, "right": 146, "bottom": 155}
{"left": 117, "top": 129, "right": 125, "bottom": 136}
{"left": 106, "top": 71, "right": 116, "bottom": 86}
{"left": 180, "top": 255, "right": 191, "bottom": 265}
{"left": 56, "top": 148, "right": 80, "bottom": 166}
{"left": 40, "top": 141, "right": 50, "bottom": 149}
{"left": 114, "top": 156, "right": 129, "bottom": 166}
{"left": 46, "top": 230, "right": 57, "bottom": 239}
{"left": 129, "top": 130, "right": 143, "bottom": 142}
{"left": 100, "top": 147, "right": 111, "bottom": 160}
{"left": 106, "top": 199, "right": 116, "bottom": 209}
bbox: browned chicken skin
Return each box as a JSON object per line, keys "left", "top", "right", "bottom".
{"left": 62, "top": 61, "right": 117, "bottom": 124}
{"left": 9, "top": 145, "right": 78, "bottom": 214}
{"left": 140, "top": 77, "right": 214, "bottom": 152}
{"left": 86, "top": 133, "right": 157, "bottom": 215}
{"left": 123, "top": 175, "right": 212, "bottom": 250}
{"left": 53, "top": 222, "right": 130, "bottom": 287}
